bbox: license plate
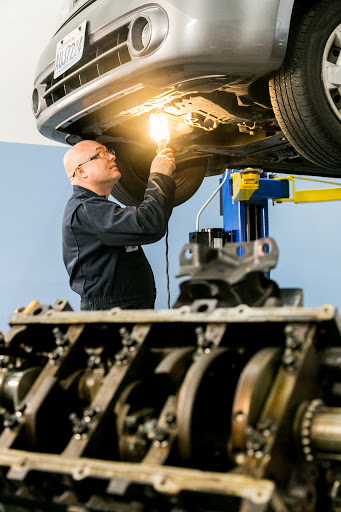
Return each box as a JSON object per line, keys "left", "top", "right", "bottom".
{"left": 54, "top": 21, "right": 86, "bottom": 79}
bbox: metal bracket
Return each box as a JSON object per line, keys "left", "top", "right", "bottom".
{"left": 177, "top": 238, "right": 278, "bottom": 284}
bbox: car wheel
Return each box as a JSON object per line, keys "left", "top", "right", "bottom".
{"left": 111, "top": 158, "right": 207, "bottom": 207}
{"left": 269, "top": 0, "right": 341, "bottom": 169}
{"left": 111, "top": 178, "right": 143, "bottom": 207}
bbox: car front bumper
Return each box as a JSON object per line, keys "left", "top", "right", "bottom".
{"left": 33, "top": 0, "right": 292, "bottom": 144}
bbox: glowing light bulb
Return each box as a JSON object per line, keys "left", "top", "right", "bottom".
{"left": 149, "top": 113, "right": 170, "bottom": 151}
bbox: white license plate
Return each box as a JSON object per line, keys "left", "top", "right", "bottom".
{"left": 54, "top": 21, "right": 86, "bottom": 79}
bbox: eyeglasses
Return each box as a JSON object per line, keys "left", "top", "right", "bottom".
{"left": 73, "top": 149, "right": 116, "bottom": 177}
{"left": 78, "top": 148, "right": 116, "bottom": 167}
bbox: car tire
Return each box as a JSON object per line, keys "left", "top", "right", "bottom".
{"left": 269, "top": 0, "right": 341, "bottom": 169}
{"left": 111, "top": 159, "right": 207, "bottom": 207}
{"left": 111, "top": 179, "right": 142, "bottom": 207}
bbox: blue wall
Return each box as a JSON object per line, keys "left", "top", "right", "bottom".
{"left": 1, "top": 141, "right": 341, "bottom": 333}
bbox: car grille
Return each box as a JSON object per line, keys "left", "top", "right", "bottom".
{"left": 42, "top": 23, "right": 131, "bottom": 107}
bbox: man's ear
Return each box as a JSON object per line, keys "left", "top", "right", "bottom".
{"left": 76, "top": 167, "right": 87, "bottom": 178}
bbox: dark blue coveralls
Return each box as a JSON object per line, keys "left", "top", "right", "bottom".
{"left": 62, "top": 173, "right": 175, "bottom": 310}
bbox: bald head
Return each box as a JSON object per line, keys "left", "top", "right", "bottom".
{"left": 63, "top": 139, "right": 120, "bottom": 198}
{"left": 63, "top": 140, "right": 100, "bottom": 180}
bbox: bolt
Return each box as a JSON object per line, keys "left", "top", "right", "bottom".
{"left": 119, "top": 327, "right": 137, "bottom": 349}
{"left": 165, "top": 412, "right": 177, "bottom": 427}
{"left": 3, "top": 413, "right": 19, "bottom": 429}
{"left": 284, "top": 325, "right": 302, "bottom": 351}
{"left": 245, "top": 426, "right": 266, "bottom": 454}
{"left": 115, "top": 350, "right": 130, "bottom": 365}
{"left": 69, "top": 413, "right": 89, "bottom": 436}
{"left": 282, "top": 348, "right": 298, "bottom": 371}
{"left": 15, "top": 403, "right": 27, "bottom": 418}
{"left": 234, "top": 411, "right": 246, "bottom": 424}
{"left": 256, "top": 418, "right": 275, "bottom": 437}
{"left": 123, "top": 415, "right": 139, "bottom": 434}
{"left": 286, "top": 336, "right": 302, "bottom": 350}
{"left": 195, "top": 327, "right": 213, "bottom": 350}
{"left": 83, "top": 406, "right": 100, "bottom": 419}
{"left": 52, "top": 327, "right": 69, "bottom": 347}
{"left": 48, "top": 346, "right": 65, "bottom": 365}
{"left": 147, "top": 426, "right": 169, "bottom": 444}
{"left": 73, "top": 421, "right": 88, "bottom": 436}
{"left": 136, "top": 419, "right": 157, "bottom": 441}
{"left": 284, "top": 325, "right": 294, "bottom": 335}
{"left": 87, "top": 355, "right": 102, "bottom": 369}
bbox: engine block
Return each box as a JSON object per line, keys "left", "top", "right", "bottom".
{"left": 0, "top": 298, "right": 340, "bottom": 512}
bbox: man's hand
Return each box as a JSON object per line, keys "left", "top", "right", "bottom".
{"left": 150, "top": 147, "right": 176, "bottom": 177}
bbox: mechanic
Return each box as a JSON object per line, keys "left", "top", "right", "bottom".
{"left": 62, "top": 140, "right": 176, "bottom": 310}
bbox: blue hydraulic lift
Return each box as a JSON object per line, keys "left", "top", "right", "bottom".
{"left": 192, "top": 169, "right": 341, "bottom": 247}
{"left": 221, "top": 170, "right": 289, "bottom": 242}
{"left": 184, "top": 168, "right": 341, "bottom": 308}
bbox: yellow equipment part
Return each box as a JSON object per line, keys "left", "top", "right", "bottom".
{"left": 273, "top": 176, "right": 341, "bottom": 204}
{"left": 23, "top": 301, "right": 40, "bottom": 314}
{"left": 232, "top": 172, "right": 260, "bottom": 203}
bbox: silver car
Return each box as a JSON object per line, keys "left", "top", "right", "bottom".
{"left": 33, "top": 0, "right": 341, "bottom": 205}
